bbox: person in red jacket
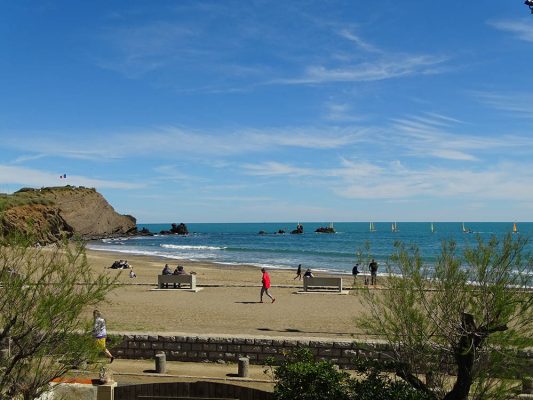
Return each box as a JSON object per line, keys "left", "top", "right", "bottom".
{"left": 260, "top": 268, "right": 276, "bottom": 303}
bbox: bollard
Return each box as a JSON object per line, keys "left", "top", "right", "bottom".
{"left": 238, "top": 357, "right": 249, "bottom": 378}
{"left": 155, "top": 352, "right": 167, "bottom": 374}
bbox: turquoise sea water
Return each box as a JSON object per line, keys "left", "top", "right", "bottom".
{"left": 88, "top": 222, "right": 533, "bottom": 275}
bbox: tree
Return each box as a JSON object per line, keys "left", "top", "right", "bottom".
{"left": 356, "top": 234, "right": 533, "bottom": 400}
{"left": 0, "top": 235, "right": 118, "bottom": 399}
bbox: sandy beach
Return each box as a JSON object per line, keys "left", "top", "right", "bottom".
{"left": 85, "top": 249, "right": 371, "bottom": 339}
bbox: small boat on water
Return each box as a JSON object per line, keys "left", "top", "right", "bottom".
{"left": 513, "top": 222, "right": 519, "bottom": 234}
{"left": 392, "top": 222, "right": 399, "bottom": 233}
{"left": 369, "top": 222, "right": 376, "bottom": 232}
{"left": 462, "top": 222, "right": 473, "bottom": 234}
{"left": 430, "top": 222, "right": 435, "bottom": 233}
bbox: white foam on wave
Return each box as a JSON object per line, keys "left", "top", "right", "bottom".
{"left": 160, "top": 244, "right": 226, "bottom": 251}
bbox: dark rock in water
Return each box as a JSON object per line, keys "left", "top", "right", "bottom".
{"left": 171, "top": 223, "right": 189, "bottom": 235}
{"left": 137, "top": 227, "right": 153, "bottom": 236}
{"left": 291, "top": 223, "right": 304, "bottom": 235}
{"left": 258, "top": 230, "right": 267, "bottom": 235}
{"left": 277, "top": 229, "right": 286, "bottom": 234}
{"left": 315, "top": 226, "right": 336, "bottom": 233}
{"left": 160, "top": 223, "right": 189, "bottom": 235}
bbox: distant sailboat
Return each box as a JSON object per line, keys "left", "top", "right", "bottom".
{"left": 513, "top": 222, "right": 519, "bottom": 234}
{"left": 430, "top": 222, "right": 435, "bottom": 233}
{"left": 462, "top": 222, "right": 472, "bottom": 234}
{"left": 369, "top": 222, "right": 376, "bottom": 232}
{"left": 392, "top": 222, "right": 399, "bottom": 232}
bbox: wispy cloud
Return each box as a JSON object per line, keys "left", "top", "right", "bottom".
{"left": 274, "top": 55, "right": 448, "bottom": 85}
{"left": 337, "top": 29, "right": 383, "bottom": 54}
{"left": 3, "top": 125, "right": 369, "bottom": 162}
{"left": 242, "top": 162, "right": 316, "bottom": 177}
{"left": 472, "top": 91, "right": 533, "bottom": 119}
{"left": 489, "top": 19, "right": 533, "bottom": 42}
{"left": 0, "top": 165, "right": 144, "bottom": 190}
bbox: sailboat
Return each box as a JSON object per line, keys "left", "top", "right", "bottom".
{"left": 392, "top": 222, "right": 399, "bottom": 232}
{"left": 430, "top": 222, "right": 435, "bottom": 233}
{"left": 462, "top": 222, "right": 472, "bottom": 234}
{"left": 369, "top": 222, "right": 376, "bottom": 232}
{"left": 513, "top": 222, "right": 519, "bottom": 234}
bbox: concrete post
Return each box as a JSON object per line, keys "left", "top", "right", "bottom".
{"left": 97, "top": 381, "right": 117, "bottom": 400}
{"left": 238, "top": 357, "right": 249, "bottom": 378}
{"left": 155, "top": 352, "right": 167, "bottom": 374}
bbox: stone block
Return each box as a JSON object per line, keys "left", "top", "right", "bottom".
{"left": 148, "top": 335, "right": 159, "bottom": 342}
{"left": 283, "top": 340, "right": 298, "bottom": 347}
{"left": 233, "top": 338, "right": 247, "bottom": 345}
{"left": 309, "top": 340, "right": 329, "bottom": 348}
{"left": 163, "top": 342, "right": 181, "bottom": 350}
{"left": 208, "top": 352, "right": 225, "bottom": 360}
{"left": 241, "top": 345, "right": 261, "bottom": 353}
{"left": 227, "top": 344, "right": 241, "bottom": 352}
{"left": 160, "top": 335, "right": 175, "bottom": 342}
{"left": 255, "top": 339, "right": 273, "bottom": 346}
{"left": 343, "top": 349, "right": 358, "bottom": 357}
{"left": 318, "top": 348, "right": 341, "bottom": 357}
{"left": 216, "top": 345, "right": 228, "bottom": 352}
{"left": 203, "top": 344, "right": 218, "bottom": 351}
{"left": 263, "top": 346, "right": 278, "bottom": 354}
{"left": 333, "top": 342, "right": 353, "bottom": 349}
{"left": 196, "top": 337, "right": 209, "bottom": 343}
{"left": 139, "top": 342, "right": 150, "bottom": 349}
{"left": 135, "top": 335, "right": 148, "bottom": 341}
{"left": 128, "top": 341, "right": 139, "bottom": 349}
{"left": 191, "top": 343, "right": 203, "bottom": 351}
{"left": 151, "top": 342, "right": 163, "bottom": 350}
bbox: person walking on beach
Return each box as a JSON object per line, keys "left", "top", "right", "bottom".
{"left": 369, "top": 259, "right": 378, "bottom": 286}
{"left": 352, "top": 263, "right": 360, "bottom": 284}
{"left": 293, "top": 264, "right": 302, "bottom": 280}
{"left": 260, "top": 268, "right": 275, "bottom": 303}
{"left": 93, "top": 309, "right": 114, "bottom": 363}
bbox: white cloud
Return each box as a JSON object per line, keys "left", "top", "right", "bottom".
{"left": 489, "top": 19, "right": 533, "bottom": 43}
{"left": 472, "top": 91, "right": 533, "bottom": 119}
{"left": 0, "top": 165, "right": 143, "bottom": 190}
{"left": 274, "top": 55, "right": 448, "bottom": 85}
{"left": 337, "top": 29, "right": 382, "bottom": 54}
{"left": 242, "top": 162, "right": 316, "bottom": 177}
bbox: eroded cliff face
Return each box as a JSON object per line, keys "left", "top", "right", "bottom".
{"left": 0, "top": 187, "right": 136, "bottom": 243}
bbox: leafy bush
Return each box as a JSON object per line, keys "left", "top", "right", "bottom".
{"left": 267, "top": 348, "right": 431, "bottom": 400}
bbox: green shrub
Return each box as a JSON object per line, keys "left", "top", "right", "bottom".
{"left": 267, "top": 348, "right": 432, "bottom": 400}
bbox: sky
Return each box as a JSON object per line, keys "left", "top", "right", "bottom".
{"left": 1, "top": 1, "right": 533, "bottom": 223}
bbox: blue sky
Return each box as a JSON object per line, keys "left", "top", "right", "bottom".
{"left": 1, "top": 1, "right": 533, "bottom": 223}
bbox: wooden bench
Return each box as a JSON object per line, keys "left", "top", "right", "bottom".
{"left": 303, "top": 276, "right": 343, "bottom": 292}
{"left": 158, "top": 274, "right": 196, "bottom": 290}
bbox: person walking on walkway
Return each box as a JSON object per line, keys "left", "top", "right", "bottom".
{"left": 93, "top": 309, "right": 114, "bottom": 363}
{"left": 260, "top": 268, "right": 276, "bottom": 303}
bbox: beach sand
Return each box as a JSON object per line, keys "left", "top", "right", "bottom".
{"left": 85, "top": 249, "right": 371, "bottom": 339}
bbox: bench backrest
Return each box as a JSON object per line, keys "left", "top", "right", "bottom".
{"left": 158, "top": 274, "right": 196, "bottom": 286}
{"left": 303, "top": 277, "right": 342, "bottom": 291}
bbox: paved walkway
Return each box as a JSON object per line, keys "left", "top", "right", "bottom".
{"left": 74, "top": 358, "right": 275, "bottom": 392}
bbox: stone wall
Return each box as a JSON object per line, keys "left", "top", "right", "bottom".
{"left": 110, "top": 333, "right": 392, "bottom": 369}
{"left": 110, "top": 332, "right": 533, "bottom": 375}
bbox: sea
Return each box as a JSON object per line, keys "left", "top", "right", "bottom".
{"left": 87, "top": 222, "right": 533, "bottom": 276}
